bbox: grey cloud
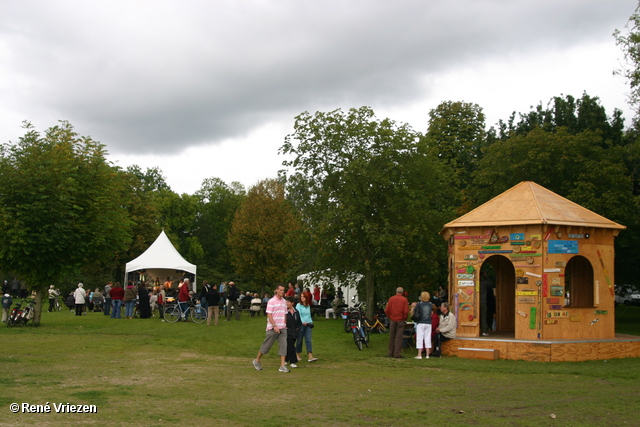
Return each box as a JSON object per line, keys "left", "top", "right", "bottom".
{"left": 0, "top": 0, "right": 633, "bottom": 154}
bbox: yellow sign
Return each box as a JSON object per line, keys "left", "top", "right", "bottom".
{"left": 516, "top": 291, "right": 537, "bottom": 296}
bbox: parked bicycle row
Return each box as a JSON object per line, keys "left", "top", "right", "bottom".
{"left": 2, "top": 295, "right": 36, "bottom": 327}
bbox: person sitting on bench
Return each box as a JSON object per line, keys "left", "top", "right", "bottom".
{"left": 432, "top": 302, "right": 456, "bottom": 357}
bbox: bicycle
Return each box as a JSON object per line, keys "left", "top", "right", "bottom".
{"left": 163, "top": 298, "right": 207, "bottom": 324}
{"left": 6, "top": 301, "right": 23, "bottom": 327}
{"left": 347, "top": 305, "right": 369, "bottom": 350}
{"left": 7, "top": 299, "right": 36, "bottom": 327}
{"left": 364, "top": 315, "right": 387, "bottom": 333}
{"left": 364, "top": 305, "right": 388, "bottom": 333}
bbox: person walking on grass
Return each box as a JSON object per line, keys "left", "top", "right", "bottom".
{"left": 285, "top": 296, "right": 301, "bottom": 368}
{"left": 253, "top": 284, "right": 289, "bottom": 373}
{"left": 385, "top": 287, "right": 409, "bottom": 358}
{"left": 296, "top": 291, "right": 318, "bottom": 363}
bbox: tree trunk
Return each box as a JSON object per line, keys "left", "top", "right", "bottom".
{"left": 33, "top": 288, "right": 43, "bottom": 326}
{"left": 365, "top": 271, "right": 375, "bottom": 319}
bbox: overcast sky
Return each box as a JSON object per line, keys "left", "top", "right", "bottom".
{"left": 0, "top": 0, "right": 636, "bottom": 194}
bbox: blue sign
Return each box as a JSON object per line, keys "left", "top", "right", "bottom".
{"left": 548, "top": 240, "right": 578, "bottom": 254}
{"left": 510, "top": 233, "right": 524, "bottom": 241}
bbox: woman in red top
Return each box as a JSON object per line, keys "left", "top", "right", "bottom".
{"left": 110, "top": 282, "right": 125, "bottom": 319}
{"left": 285, "top": 283, "right": 296, "bottom": 298}
{"left": 178, "top": 278, "right": 191, "bottom": 321}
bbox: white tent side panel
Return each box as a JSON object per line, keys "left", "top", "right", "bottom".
{"left": 297, "top": 271, "right": 361, "bottom": 304}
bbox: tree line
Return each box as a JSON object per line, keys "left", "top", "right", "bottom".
{"left": 3, "top": 90, "right": 639, "bottom": 323}
{"left": 5, "top": 5, "right": 640, "bottom": 323}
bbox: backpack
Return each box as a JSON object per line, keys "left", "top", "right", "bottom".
{"left": 411, "top": 302, "right": 422, "bottom": 322}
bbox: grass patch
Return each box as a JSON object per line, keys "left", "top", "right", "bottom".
{"left": 0, "top": 308, "right": 638, "bottom": 426}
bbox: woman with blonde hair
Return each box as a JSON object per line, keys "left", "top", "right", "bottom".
{"left": 410, "top": 291, "right": 433, "bottom": 359}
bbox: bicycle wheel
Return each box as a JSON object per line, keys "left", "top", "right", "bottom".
{"left": 352, "top": 328, "right": 363, "bottom": 350}
{"left": 378, "top": 322, "right": 387, "bottom": 333}
{"left": 190, "top": 306, "right": 207, "bottom": 323}
{"left": 164, "top": 305, "right": 181, "bottom": 323}
{"left": 344, "top": 317, "right": 351, "bottom": 333}
{"left": 163, "top": 303, "right": 175, "bottom": 319}
{"left": 364, "top": 327, "right": 370, "bottom": 346}
{"left": 358, "top": 326, "right": 367, "bottom": 347}
{"left": 363, "top": 322, "right": 371, "bottom": 341}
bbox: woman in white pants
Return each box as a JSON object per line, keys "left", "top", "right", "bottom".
{"left": 411, "top": 291, "right": 433, "bottom": 359}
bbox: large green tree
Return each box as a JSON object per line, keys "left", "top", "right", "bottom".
{"left": 281, "top": 107, "right": 454, "bottom": 315}
{"left": 496, "top": 93, "right": 624, "bottom": 145}
{"left": 194, "top": 178, "right": 246, "bottom": 282}
{"left": 155, "top": 189, "right": 203, "bottom": 265}
{"left": 227, "top": 178, "right": 302, "bottom": 293}
{"left": 99, "top": 165, "right": 166, "bottom": 281}
{"left": 473, "top": 99, "right": 638, "bottom": 284}
{"left": 421, "top": 101, "right": 486, "bottom": 214}
{"left": 0, "top": 121, "right": 132, "bottom": 324}
{"left": 614, "top": 3, "right": 640, "bottom": 122}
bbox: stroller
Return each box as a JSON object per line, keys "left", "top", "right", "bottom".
{"left": 93, "top": 295, "right": 104, "bottom": 312}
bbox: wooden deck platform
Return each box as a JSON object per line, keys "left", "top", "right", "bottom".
{"left": 441, "top": 333, "right": 640, "bottom": 362}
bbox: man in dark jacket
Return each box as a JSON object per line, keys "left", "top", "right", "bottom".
{"left": 203, "top": 282, "right": 221, "bottom": 326}
{"left": 226, "top": 282, "right": 241, "bottom": 321}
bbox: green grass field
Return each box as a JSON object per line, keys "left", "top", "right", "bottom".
{"left": 1, "top": 305, "right": 639, "bottom": 426}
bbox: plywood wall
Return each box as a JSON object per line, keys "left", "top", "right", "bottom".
{"left": 445, "top": 224, "right": 617, "bottom": 341}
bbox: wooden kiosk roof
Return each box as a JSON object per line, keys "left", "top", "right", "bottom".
{"left": 443, "top": 181, "right": 625, "bottom": 231}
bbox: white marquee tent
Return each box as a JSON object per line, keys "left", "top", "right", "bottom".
{"left": 125, "top": 230, "right": 197, "bottom": 290}
{"left": 297, "top": 270, "right": 362, "bottom": 304}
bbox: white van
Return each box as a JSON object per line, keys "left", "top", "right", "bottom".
{"left": 615, "top": 285, "right": 640, "bottom": 306}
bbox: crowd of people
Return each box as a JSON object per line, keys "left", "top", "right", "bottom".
{"left": 5, "top": 274, "right": 462, "bottom": 362}
{"left": 385, "top": 286, "right": 456, "bottom": 359}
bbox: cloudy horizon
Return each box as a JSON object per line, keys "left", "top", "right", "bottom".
{"left": 1, "top": 0, "right": 636, "bottom": 193}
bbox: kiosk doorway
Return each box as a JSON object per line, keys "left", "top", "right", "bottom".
{"left": 482, "top": 255, "right": 515, "bottom": 333}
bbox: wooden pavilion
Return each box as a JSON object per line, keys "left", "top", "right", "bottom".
{"left": 439, "top": 181, "right": 640, "bottom": 361}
